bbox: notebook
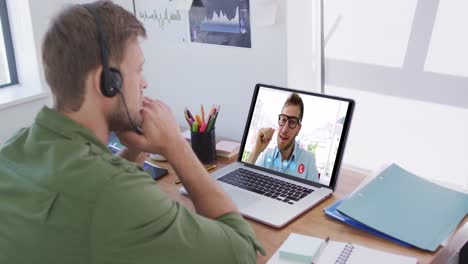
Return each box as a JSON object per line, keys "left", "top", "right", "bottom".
{"left": 337, "top": 163, "right": 468, "bottom": 251}
{"left": 180, "top": 83, "right": 355, "bottom": 228}
{"left": 277, "top": 233, "right": 325, "bottom": 263}
{"left": 216, "top": 140, "right": 240, "bottom": 158}
{"left": 267, "top": 233, "right": 417, "bottom": 264}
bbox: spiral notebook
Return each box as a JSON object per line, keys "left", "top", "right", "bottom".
{"left": 267, "top": 233, "right": 417, "bottom": 264}
{"left": 316, "top": 241, "right": 417, "bottom": 264}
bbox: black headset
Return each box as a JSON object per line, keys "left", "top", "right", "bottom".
{"left": 83, "top": 3, "right": 143, "bottom": 134}
{"left": 83, "top": 3, "right": 122, "bottom": 97}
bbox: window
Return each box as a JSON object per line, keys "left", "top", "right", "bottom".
{"left": 0, "top": 0, "right": 18, "bottom": 88}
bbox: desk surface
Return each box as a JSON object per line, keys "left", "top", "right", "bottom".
{"left": 150, "top": 156, "right": 468, "bottom": 264}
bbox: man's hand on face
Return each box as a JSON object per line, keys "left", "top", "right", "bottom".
{"left": 116, "top": 97, "right": 184, "bottom": 157}
{"left": 254, "top": 127, "right": 275, "bottom": 154}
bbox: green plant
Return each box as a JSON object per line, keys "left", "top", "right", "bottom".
{"left": 307, "top": 143, "right": 318, "bottom": 155}
{"left": 242, "top": 150, "right": 251, "bottom": 162}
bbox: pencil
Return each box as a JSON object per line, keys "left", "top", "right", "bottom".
{"left": 312, "top": 237, "right": 329, "bottom": 263}
{"left": 206, "top": 164, "right": 217, "bottom": 171}
{"left": 201, "top": 104, "right": 205, "bottom": 123}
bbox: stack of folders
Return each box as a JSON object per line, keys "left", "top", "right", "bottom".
{"left": 324, "top": 200, "right": 412, "bottom": 247}
{"left": 325, "top": 163, "right": 468, "bottom": 252}
{"left": 267, "top": 233, "right": 417, "bottom": 264}
{"left": 215, "top": 140, "right": 240, "bottom": 158}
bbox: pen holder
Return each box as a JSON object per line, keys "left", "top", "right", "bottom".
{"left": 191, "top": 128, "right": 216, "bottom": 164}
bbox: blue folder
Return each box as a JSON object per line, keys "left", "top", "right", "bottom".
{"left": 324, "top": 199, "right": 413, "bottom": 247}
{"left": 337, "top": 164, "right": 468, "bottom": 251}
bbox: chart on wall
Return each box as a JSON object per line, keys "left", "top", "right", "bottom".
{"left": 189, "top": 0, "right": 251, "bottom": 48}
{"left": 133, "top": 0, "right": 251, "bottom": 48}
{"left": 133, "top": 0, "right": 192, "bottom": 44}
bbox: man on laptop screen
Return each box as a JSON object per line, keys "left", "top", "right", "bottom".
{"left": 241, "top": 86, "right": 350, "bottom": 187}
{"left": 245, "top": 93, "right": 319, "bottom": 182}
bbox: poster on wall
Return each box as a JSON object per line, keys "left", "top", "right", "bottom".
{"left": 133, "top": 0, "right": 192, "bottom": 44}
{"left": 133, "top": 0, "right": 251, "bottom": 48}
{"left": 188, "top": 0, "right": 251, "bottom": 48}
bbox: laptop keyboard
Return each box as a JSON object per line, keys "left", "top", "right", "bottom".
{"left": 217, "top": 168, "right": 314, "bottom": 205}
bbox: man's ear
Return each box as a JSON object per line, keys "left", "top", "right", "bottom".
{"left": 88, "top": 65, "right": 103, "bottom": 96}
{"left": 296, "top": 124, "right": 302, "bottom": 136}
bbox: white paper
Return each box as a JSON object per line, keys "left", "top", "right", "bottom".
{"left": 252, "top": 0, "right": 279, "bottom": 26}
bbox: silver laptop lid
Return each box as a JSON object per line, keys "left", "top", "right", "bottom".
{"left": 238, "top": 84, "right": 354, "bottom": 191}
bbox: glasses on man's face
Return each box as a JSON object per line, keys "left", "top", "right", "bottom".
{"left": 278, "top": 114, "right": 301, "bottom": 129}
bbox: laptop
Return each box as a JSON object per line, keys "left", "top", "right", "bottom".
{"left": 181, "top": 83, "right": 354, "bottom": 228}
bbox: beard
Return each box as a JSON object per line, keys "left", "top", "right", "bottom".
{"left": 107, "top": 98, "right": 142, "bottom": 132}
{"left": 277, "top": 135, "right": 295, "bottom": 152}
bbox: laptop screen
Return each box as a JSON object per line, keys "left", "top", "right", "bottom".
{"left": 239, "top": 84, "right": 354, "bottom": 188}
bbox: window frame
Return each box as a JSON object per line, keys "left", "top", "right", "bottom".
{"left": 0, "top": 0, "right": 18, "bottom": 88}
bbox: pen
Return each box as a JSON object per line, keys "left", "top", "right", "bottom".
{"left": 192, "top": 121, "right": 198, "bottom": 132}
{"left": 189, "top": 117, "right": 194, "bottom": 127}
{"left": 210, "top": 110, "right": 219, "bottom": 131}
{"left": 184, "top": 112, "right": 191, "bottom": 127}
{"left": 195, "top": 115, "right": 202, "bottom": 126}
{"left": 206, "top": 115, "right": 215, "bottom": 132}
{"left": 312, "top": 237, "right": 329, "bottom": 263}
{"left": 201, "top": 104, "right": 205, "bottom": 123}
{"left": 200, "top": 122, "right": 207, "bottom": 133}
{"left": 185, "top": 107, "right": 194, "bottom": 120}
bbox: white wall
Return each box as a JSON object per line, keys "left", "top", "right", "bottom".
{"left": 324, "top": 0, "right": 468, "bottom": 187}
{"left": 138, "top": 1, "right": 288, "bottom": 141}
{"left": 286, "top": 0, "right": 321, "bottom": 92}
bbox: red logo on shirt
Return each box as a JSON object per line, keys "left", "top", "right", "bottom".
{"left": 298, "top": 164, "right": 305, "bottom": 174}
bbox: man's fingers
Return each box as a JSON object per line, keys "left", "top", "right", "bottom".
{"left": 143, "top": 99, "right": 157, "bottom": 111}
{"left": 117, "top": 131, "right": 148, "bottom": 149}
{"left": 135, "top": 152, "right": 149, "bottom": 165}
{"left": 266, "top": 128, "right": 275, "bottom": 137}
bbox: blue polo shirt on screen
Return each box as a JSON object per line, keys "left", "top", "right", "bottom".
{"left": 255, "top": 141, "right": 319, "bottom": 182}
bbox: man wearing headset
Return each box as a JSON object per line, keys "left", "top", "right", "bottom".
{"left": 246, "top": 93, "right": 319, "bottom": 182}
{"left": 0, "top": 1, "right": 263, "bottom": 263}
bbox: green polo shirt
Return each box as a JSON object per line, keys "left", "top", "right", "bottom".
{"left": 0, "top": 107, "right": 264, "bottom": 264}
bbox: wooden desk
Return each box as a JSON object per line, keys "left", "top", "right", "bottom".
{"left": 150, "top": 157, "right": 468, "bottom": 264}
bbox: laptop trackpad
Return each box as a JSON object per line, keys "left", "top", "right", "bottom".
{"left": 227, "top": 189, "right": 260, "bottom": 209}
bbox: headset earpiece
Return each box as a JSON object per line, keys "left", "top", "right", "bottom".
{"left": 109, "top": 68, "right": 123, "bottom": 90}
{"left": 101, "top": 67, "right": 122, "bottom": 97}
